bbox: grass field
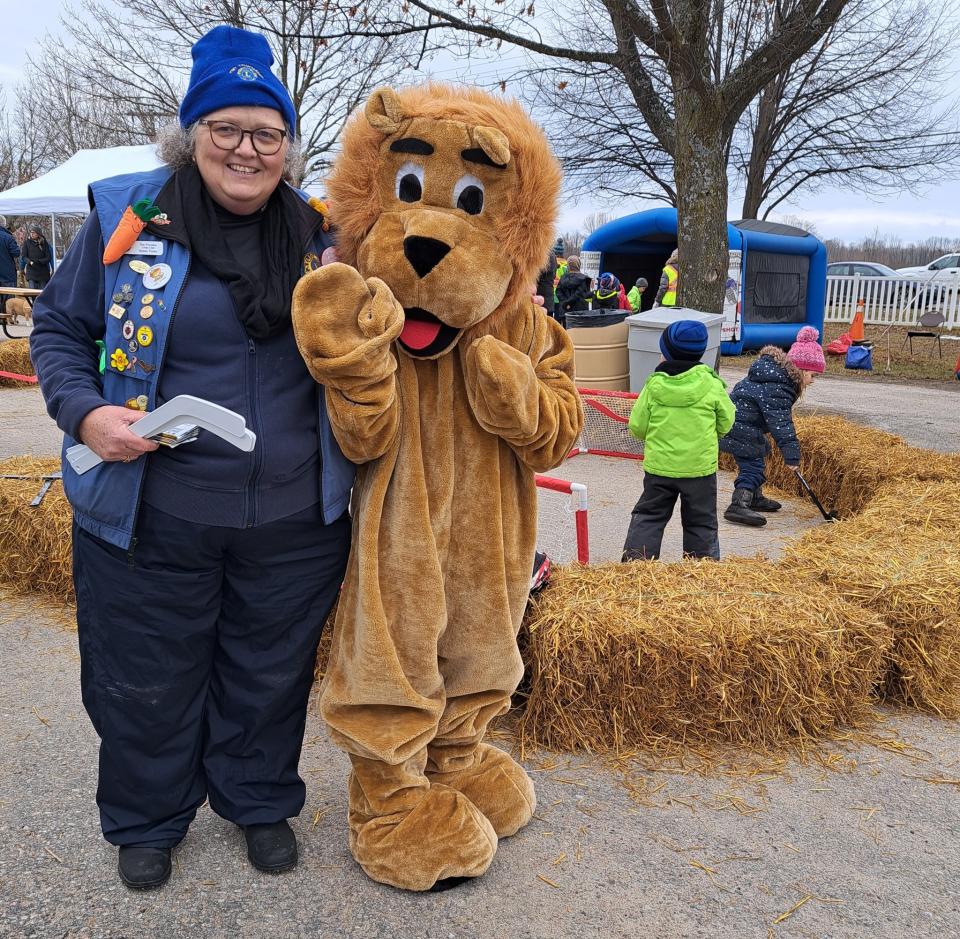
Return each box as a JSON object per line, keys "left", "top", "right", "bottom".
{"left": 722, "top": 322, "right": 960, "bottom": 383}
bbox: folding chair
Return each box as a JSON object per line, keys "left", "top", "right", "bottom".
{"left": 904, "top": 311, "right": 945, "bottom": 357}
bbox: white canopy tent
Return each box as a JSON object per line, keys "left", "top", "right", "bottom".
{"left": 0, "top": 145, "right": 164, "bottom": 265}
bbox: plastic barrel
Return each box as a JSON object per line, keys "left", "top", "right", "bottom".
{"left": 567, "top": 311, "right": 630, "bottom": 390}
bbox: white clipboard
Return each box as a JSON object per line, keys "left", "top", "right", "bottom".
{"left": 66, "top": 395, "right": 257, "bottom": 475}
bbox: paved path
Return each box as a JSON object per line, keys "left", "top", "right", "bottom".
{"left": 2, "top": 605, "right": 958, "bottom": 939}
{"left": 2, "top": 340, "right": 960, "bottom": 937}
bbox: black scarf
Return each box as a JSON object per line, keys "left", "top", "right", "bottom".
{"left": 153, "top": 163, "right": 315, "bottom": 339}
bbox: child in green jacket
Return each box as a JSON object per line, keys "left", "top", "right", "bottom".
{"left": 621, "top": 320, "right": 735, "bottom": 561}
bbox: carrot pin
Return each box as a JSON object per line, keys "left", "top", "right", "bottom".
{"left": 102, "top": 199, "right": 166, "bottom": 264}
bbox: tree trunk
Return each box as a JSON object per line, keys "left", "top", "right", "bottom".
{"left": 740, "top": 81, "right": 781, "bottom": 219}
{"left": 673, "top": 96, "right": 729, "bottom": 315}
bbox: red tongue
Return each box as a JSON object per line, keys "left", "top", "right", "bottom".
{"left": 400, "top": 317, "right": 443, "bottom": 350}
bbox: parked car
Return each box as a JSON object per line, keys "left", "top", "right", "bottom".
{"left": 826, "top": 261, "right": 902, "bottom": 277}
{"left": 896, "top": 253, "right": 960, "bottom": 281}
{"left": 826, "top": 260, "right": 919, "bottom": 308}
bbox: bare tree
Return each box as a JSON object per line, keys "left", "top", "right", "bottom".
{"left": 582, "top": 211, "right": 616, "bottom": 234}
{"left": 513, "top": 0, "right": 960, "bottom": 226}
{"left": 825, "top": 231, "right": 960, "bottom": 268}
{"left": 354, "top": 0, "right": 852, "bottom": 313}
{"left": 26, "top": 0, "right": 422, "bottom": 184}
{"left": 734, "top": 0, "right": 960, "bottom": 218}
{"left": 517, "top": 61, "right": 675, "bottom": 204}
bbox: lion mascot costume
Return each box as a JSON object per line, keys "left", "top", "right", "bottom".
{"left": 291, "top": 85, "right": 583, "bottom": 891}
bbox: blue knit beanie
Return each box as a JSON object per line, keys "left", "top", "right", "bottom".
{"left": 179, "top": 25, "right": 297, "bottom": 135}
{"left": 598, "top": 272, "right": 620, "bottom": 292}
{"left": 660, "top": 319, "right": 708, "bottom": 362}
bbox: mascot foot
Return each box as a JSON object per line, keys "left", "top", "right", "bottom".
{"left": 348, "top": 760, "right": 497, "bottom": 891}
{"left": 427, "top": 742, "right": 536, "bottom": 838}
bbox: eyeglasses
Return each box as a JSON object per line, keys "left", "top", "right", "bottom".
{"left": 199, "top": 120, "right": 287, "bottom": 155}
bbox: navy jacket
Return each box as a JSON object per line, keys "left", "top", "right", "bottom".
{"left": 719, "top": 346, "right": 802, "bottom": 466}
{"left": 0, "top": 227, "right": 20, "bottom": 284}
{"left": 30, "top": 166, "right": 354, "bottom": 549}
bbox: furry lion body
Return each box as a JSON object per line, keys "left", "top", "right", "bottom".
{"left": 292, "top": 84, "right": 583, "bottom": 890}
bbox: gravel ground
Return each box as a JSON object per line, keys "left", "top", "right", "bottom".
{"left": 1, "top": 603, "right": 958, "bottom": 939}
{"left": 2, "top": 336, "right": 960, "bottom": 938}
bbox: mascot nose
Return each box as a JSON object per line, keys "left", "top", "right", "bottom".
{"left": 403, "top": 236, "right": 451, "bottom": 278}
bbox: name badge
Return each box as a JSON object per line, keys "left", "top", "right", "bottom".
{"left": 124, "top": 240, "right": 164, "bottom": 257}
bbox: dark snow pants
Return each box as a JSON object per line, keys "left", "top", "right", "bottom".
{"left": 733, "top": 455, "right": 766, "bottom": 492}
{"left": 621, "top": 472, "right": 720, "bottom": 561}
{"left": 73, "top": 502, "right": 350, "bottom": 847}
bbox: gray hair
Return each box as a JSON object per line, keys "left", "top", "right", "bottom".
{"left": 155, "top": 122, "right": 305, "bottom": 185}
{"left": 0, "top": 216, "right": 6, "bottom": 228}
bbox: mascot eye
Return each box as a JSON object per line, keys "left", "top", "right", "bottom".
{"left": 453, "top": 174, "right": 484, "bottom": 215}
{"left": 395, "top": 162, "right": 424, "bottom": 203}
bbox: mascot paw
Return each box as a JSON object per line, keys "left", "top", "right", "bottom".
{"left": 292, "top": 262, "right": 404, "bottom": 363}
{"left": 427, "top": 743, "right": 536, "bottom": 838}
{"left": 348, "top": 777, "right": 497, "bottom": 891}
{"left": 465, "top": 335, "right": 539, "bottom": 436}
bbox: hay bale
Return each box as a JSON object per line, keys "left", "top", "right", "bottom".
{"left": 783, "top": 516, "right": 960, "bottom": 717}
{"left": 0, "top": 338, "right": 36, "bottom": 386}
{"left": 517, "top": 560, "right": 891, "bottom": 756}
{"left": 0, "top": 456, "right": 73, "bottom": 603}
{"left": 721, "top": 415, "right": 960, "bottom": 518}
{"left": 862, "top": 481, "right": 960, "bottom": 538}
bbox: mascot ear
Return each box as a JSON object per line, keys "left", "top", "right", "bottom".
{"left": 473, "top": 126, "right": 511, "bottom": 168}
{"left": 365, "top": 88, "right": 406, "bottom": 135}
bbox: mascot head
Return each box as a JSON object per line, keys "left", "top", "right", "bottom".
{"left": 327, "top": 84, "right": 562, "bottom": 358}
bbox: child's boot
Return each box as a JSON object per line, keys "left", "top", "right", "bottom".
{"left": 751, "top": 486, "right": 781, "bottom": 512}
{"left": 724, "top": 488, "right": 767, "bottom": 527}
{"left": 347, "top": 751, "right": 497, "bottom": 891}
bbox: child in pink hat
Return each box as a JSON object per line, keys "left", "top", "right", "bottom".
{"left": 719, "top": 326, "right": 824, "bottom": 527}
{"left": 787, "top": 325, "right": 826, "bottom": 374}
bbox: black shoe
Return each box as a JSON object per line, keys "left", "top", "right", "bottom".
{"left": 244, "top": 821, "right": 298, "bottom": 873}
{"left": 751, "top": 486, "right": 781, "bottom": 512}
{"left": 118, "top": 846, "right": 172, "bottom": 890}
{"left": 724, "top": 488, "right": 767, "bottom": 527}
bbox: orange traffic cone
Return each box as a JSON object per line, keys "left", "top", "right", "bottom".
{"left": 849, "top": 298, "right": 865, "bottom": 342}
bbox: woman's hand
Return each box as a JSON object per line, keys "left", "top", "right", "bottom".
{"left": 78, "top": 405, "right": 160, "bottom": 463}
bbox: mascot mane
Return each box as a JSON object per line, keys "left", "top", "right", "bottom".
{"left": 327, "top": 83, "right": 562, "bottom": 321}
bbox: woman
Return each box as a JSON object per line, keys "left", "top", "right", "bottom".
{"left": 21, "top": 226, "right": 54, "bottom": 288}
{"left": 29, "top": 25, "right": 353, "bottom": 891}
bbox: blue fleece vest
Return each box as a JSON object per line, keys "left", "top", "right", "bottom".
{"left": 61, "top": 166, "right": 354, "bottom": 549}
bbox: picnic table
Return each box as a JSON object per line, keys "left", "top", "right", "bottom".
{"left": 0, "top": 286, "right": 41, "bottom": 338}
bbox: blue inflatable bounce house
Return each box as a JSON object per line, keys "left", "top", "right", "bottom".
{"left": 581, "top": 208, "right": 827, "bottom": 354}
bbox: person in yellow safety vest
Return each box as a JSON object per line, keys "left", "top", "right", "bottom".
{"left": 655, "top": 248, "right": 679, "bottom": 306}
{"left": 552, "top": 239, "right": 567, "bottom": 303}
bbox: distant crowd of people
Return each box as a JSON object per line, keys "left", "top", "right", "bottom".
{"left": 537, "top": 239, "right": 682, "bottom": 327}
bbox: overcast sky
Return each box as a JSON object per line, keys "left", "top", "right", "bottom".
{"left": 3, "top": 0, "right": 960, "bottom": 245}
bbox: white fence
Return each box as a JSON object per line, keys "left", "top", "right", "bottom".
{"left": 824, "top": 276, "right": 960, "bottom": 327}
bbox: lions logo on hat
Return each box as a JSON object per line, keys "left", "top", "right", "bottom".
{"left": 231, "top": 64, "right": 263, "bottom": 82}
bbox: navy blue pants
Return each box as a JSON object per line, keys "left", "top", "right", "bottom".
{"left": 73, "top": 502, "right": 350, "bottom": 848}
{"left": 733, "top": 456, "right": 766, "bottom": 491}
